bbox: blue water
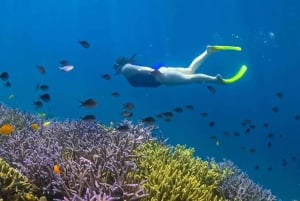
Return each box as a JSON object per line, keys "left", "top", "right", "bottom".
{"left": 0, "top": 0, "right": 299, "bottom": 200}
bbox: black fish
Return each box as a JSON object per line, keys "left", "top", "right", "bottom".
{"left": 156, "top": 113, "right": 163, "bottom": 119}
{"left": 79, "top": 40, "right": 90, "bottom": 48}
{"left": 267, "top": 142, "right": 272, "bottom": 148}
{"left": 36, "top": 65, "right": 46, "bottom": 74}
{"left": 207, "top": 85, "right": 216, "bottom": 94}
{"left": 123, "top": 102, "right": 135, "bottom": 110}
{"left": 40, "top": 93, "right": 51, "bottom": 102}
{"left": 249, "top": 148, "right": 256, "bottom": 154}
{"left": 80, "top": 98, "right": 97, "bottom": 108}
{"left": 81, "top": 115, "right": 96, "bottom": 121}
{"left": 101, "top": 74, "right": 111, "bottom": 80}
{"left": 60, "top": 60, "right": 69, "bottom": 66}
{"left": 33, "top": 100, "right": 43, "bottom": 109}
{"left": 200, "top": 112, "right": 208, "bottom": 117}
{"left": 0, "top": 72, "right": 9, "bottom": 81}
{"left": 185, "top": 105, "right": 194, "bottom": 110}
{"left": 267, "top": 133, "right": 274, "bottom": 139}
{"left": 142, "top": 116, "right": 156, "bottom": 125}
{"left": 272, "top": 106, "right": 279, "bottom": 112}
{"left": 173, "top": 107, "right": 183, "bottom": 113}
{"left": 116, "top": 125, "right": 130, "bottom": 132}
{"left": 233, "top": 132, "right": 240, "bottom": 136}
{"left": 209, "top": 121, "right": 215, "bottom": 127}
{"left": 254, "top": 165, "right": 260, "bottom": 170}
{"left": 294, "top": 114, "right": 300, "bottom": 120}
{"left": 263, "top": 122, "right": 269, "bottom": 128}
{"left": 121, "top": 111, "right": 133, "bottom": 118}
{"left": 276, "top": 92, "right": 284, "bottom": 99}
{"left": 111, "top": 92, "right": 120, "bottom": 97}
{"left": 267, "top": 166, "right": 272, "bottom": 171}
{"left": 245, "top": 128, "right": 251, "bottom": 134}
{"left": 4, "top": 81, "right": 11, "bottom": 87}
{"left": 36, "top": 84, "right": 49, "bottom": 91}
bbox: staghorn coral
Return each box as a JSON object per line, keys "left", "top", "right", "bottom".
{"left": 218, "top": 160, "right": 277, "bottom": 201}
{"left": 129, "top": 142, "right": 230, "bottom": 201}
{"left": 0, "top": 157, "right": 39, "bottom": 201}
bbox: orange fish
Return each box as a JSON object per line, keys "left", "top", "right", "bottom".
{"left": 53, "top": 164, "right": 61, "bottom": 174}
{"left": 0, "top": 124, "right": 14, "bottom": 136}
{"left": 30, "top": 123, "right": 39, "bottom": 132}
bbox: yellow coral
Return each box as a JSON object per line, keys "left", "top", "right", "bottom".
{"left": 0, "top": 157, "right": 39, "bottom": 201}
{"left": 129, "top": 142, "right": 230, "bottom": 201}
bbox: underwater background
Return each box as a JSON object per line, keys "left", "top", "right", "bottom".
{"left": 0, "top": 0, "right": 299, "bottom": 200}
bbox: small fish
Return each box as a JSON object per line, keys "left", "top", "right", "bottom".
{"left": 185, "top": 105, "right": 194, "bottom": 110}
{"left": 60, "top": 60, "right": 69, "bottom": 66}
{"left": 59, "top": 65, "right": 74, "bottom": 72}
{"left": 267, "top": 142, "right": 272, "bottom": 148}
{"left": 80, "top": 98, "right": 97, "bottom": 109}
{"left": 81, "top": 114, "right": 96, "bottom": 121}
{"left": 276, "top": 92, "right": 284, "bottom": 99}
{"left": 254, "top": 165, "right": 260, "bottom": 170}
{"left": 36, "top": 65, "right": 46, "bottom": 74}
{"left": 141, "top": 116, "right": 156, "bottom": 125}
{"left": 36, "top": 113, "right": 47, "bottom": 118}
{"left": 281, "top": 159, "right": 287, "bottom": 167}
{"left": 207, "top": 85, "right": 216, "bottom": 94}
{"left": 163, "top": 112, "right": 173, "bottom": 119}
{"left": 294, "top": 114, "right": 300, "bottom": 120}
{"left": 79, "top": 40, "right": 90, "bottom": 48}
{"left": 116, "top": 125, "right": 130, "bottom": 132}
{"left": 43, "top": 121, "right": 51, "bottom": 127}
{"left": 210, "top": 135, "right": 218, "bottom": 141}
{"left": 242, "top": 119, "right": 252, "bottom": 126}
{"left": 53, "top": 164, "right": 61, "bottom": 174}
{"left": 8, "top": 94, "right": 14, "bottom": 99}
{"left": 40, "top": 93, "right": 51, "bottom": 102}
{"left": 4, "top": 81, "right": 11, "bottom": 87}
{"left": 241, "top": 146, "right": 246, "bottom": 151}
{"left": 263, "top": 122, "right": 269, "bottom": 128}
{"left": 36, "top": 84, "right": 49, "bottom": 91}
{"left": 123, "top": 102, "right": 135, "bottom": 110}
{"left": 249, "top": 148, "right": 256, "bottom": 154}
{"left": 233, "top": 132, "right": 240, "bottom": 136}
{"left": 200, "top": 112, "right": 208, "bottom": 117}
{"left": 173, "top": 107, "right": 183, "bottom": 113}
{"left": 33, "top": 101, "right": 43, "bottom": 109}
{"left": 249, "top": 124, "right": 256, "bottom": 129}
{"left": 0, "top": 72, "right": 9, "bottom": 81}
{"left": 101, "top": 74, "right": 111, "bottom": 80}
{"left": 30, "top": 123, "right": 39, "bottom": 132}
{"left": 267, "top": 166, "right": 272, "bottom": 171}
{"left": 245, "top": 128, "right": 251, "bottom": 134}
{"left": 267, "top": 133, "right": 274, "bottom": 139}
{"left": 121, "top": 111, "right": 133, "bottom": 118}
{"left": 209, "top": 121, "right": 215, "bottom": 127}
{"left": 156, "top": 113, "right": 163, "bottom": 119}
{"left": 272, "top": 106, "right": 279, "bottom": 112}
{"left": 111, "top": 92, "right": 120, "bottom": 97}
{"left": 0, "top": 124, "right": 14, "bottom": 136}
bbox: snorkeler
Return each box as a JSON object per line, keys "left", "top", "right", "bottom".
{"left": 114, "top": 45, "right": 247, "bottom": 87}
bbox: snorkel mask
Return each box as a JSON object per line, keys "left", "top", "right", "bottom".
{"left": 114, "top": 54, "right": 137, "bottom": 74}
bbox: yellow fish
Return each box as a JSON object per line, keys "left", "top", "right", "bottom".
{"left": 43, "top": 121, "right": 51, "bottom": 127}
{"left": 53, "top": 164, "right": 61, "bottom": 174}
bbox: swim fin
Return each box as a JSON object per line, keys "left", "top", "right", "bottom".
{"left": 211, "top": 45, "right": 242, "bottom": 51}
{"left": 221, "top": 65, "right": 247, "bottom": 84}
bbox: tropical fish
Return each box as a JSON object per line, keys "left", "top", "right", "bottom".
{"left": 81, "top": 114, "right": 96, "bottom": 121}
{"left": 111, "top": 92, "right": 120, "bottom": 97}
{"left": 36, "top": 65, "right": 46, "bottom": 74}
{"left": 4, "top": 81, "right": 11, "bottom": 87}
{"left": 123, "top": 102, "right": 135, "bottom": 110}
{"left": 53, "top": 164, "right": 61, "bottom": 174}
{"left": 43, "top": 121, "right": 51, "bottom": 127}
{"left": 116, "top": 125, "right": 130, "bottom": 132}
{"left": 200, "top": 112, "right": 208, "bottom": 117}
{"left": 101, "top": 74, "right": 111, "bottom": 80}
{"left": 30, "top": 123, "right": 39, "bottom": 132}
{"left": 173, "top": 107, "right": 183, "bottom": 113}
{"left": 33, "top": 101, "right": 43, "bottom": 109}
{"left": 0, "top": 72, "right": 9, "bottom": 81}
{"left": 206, "top": 85, "right": 216, "bottom": 94}
{"left": 141, "top": 116, "right": 156, "bottom": 125}
{"left": 209, "top": 121, "right": 215, "bottom": 127}
{"left": 59, "top": 65, "right": 74, "bottom": 72}
{"left": 40, "top": 93, "right": 51, "bottom": 102}
{"left": 8, "top": 94, "right": 14, "bottom": 99}
{"left": 276, "top": 92, "right": 284, "bottom": 99}
{"left": 272, "top": 106, "right": 279, "bottom": 112}
{"left": 79, "top": 98, "right": 97, "bottom": 108}
{"left": 36, "top": 84, "right": 49, "bottom": 91}
{"left": 185, "top": 105, "right": 194, "bottom": 110}
{"left": 79, "top": 40, "right": 90, "bottom": 48}
{"left": 0, "top": 124, "right": 14, "bottom": 136}
{"left": 121, "top": 111, "right": 133, "bottom": 118}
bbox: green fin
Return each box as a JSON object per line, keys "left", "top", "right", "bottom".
{"left": 222, "top": 65, "right": 247, "bottom": 84}
{"left": 212, "top": 45, "right": 242, "bottom": 51}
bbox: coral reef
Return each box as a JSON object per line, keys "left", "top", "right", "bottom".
{"left": 129, "top": 142, "right": 230, "bottom": 201}
{"left": 0, "top": 103, "right": 277, "bottom": 201}
{"left": 0, "top": 157, "right": 39, "bottom": 201}
{"left": 218, "top": 160, "right": 277, "bottom": 201}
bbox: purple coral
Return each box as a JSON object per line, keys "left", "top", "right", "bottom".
{"left": 0, "top": 104, "right": 154, "bottom": 201}
{"left": 218, "top": 160, "right": 277, "bottom": 201}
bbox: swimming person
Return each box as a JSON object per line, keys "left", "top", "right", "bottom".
{"left": 114, "top": 45, "right": 248, "bottom": 87}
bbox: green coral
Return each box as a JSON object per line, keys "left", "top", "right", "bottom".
{"left": 129, "top": 142, "right": 230, "bottom": 201}
{"left": 0, "top": 157, "right": 39, "bottom": 201}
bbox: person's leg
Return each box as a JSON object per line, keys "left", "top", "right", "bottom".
{"left": 166, "top": 46, "right": 216, "bottom": 74}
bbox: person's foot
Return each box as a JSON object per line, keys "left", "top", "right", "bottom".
{"left": 216, "top": 74, "right": 225, "bottom": 84}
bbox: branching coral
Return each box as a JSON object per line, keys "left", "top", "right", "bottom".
{"left": 0, "top": 157, "right": 39, "bottom": 201}
{"left": 129, "top": 142, "right": 230, "bottom": 201}
{"left": 218, "top": 160, "right": 277, "bottom": 201}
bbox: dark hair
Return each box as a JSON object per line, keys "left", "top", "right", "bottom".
{"left": 114, "top": 54, "right": 137, "bottom": 74}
